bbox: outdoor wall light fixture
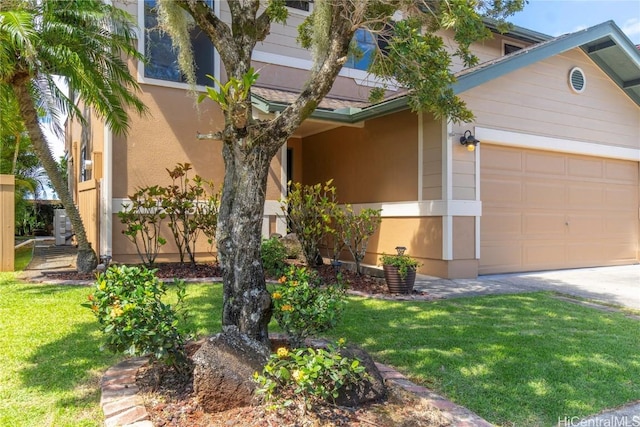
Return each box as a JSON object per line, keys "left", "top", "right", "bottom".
{"left": 459, "top": 130, "right": 480, "bottom": 152}
{"left": 395, "top": 246, "right": 407, "bottom": 255}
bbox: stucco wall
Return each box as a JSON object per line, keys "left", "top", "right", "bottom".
{"left": 300, "top": 110, "right": 419, "bottom": 203}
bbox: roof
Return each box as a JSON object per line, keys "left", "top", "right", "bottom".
{"left": 251, "top": 20, "right": 640, "bottom": 123}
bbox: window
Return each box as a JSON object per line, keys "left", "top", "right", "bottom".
{"left": 503, "top": 42, "right": 523, "bottom": 55}
{"left": 344, "top": 26, "right": 391, "bottom": 71}
{"left": 80, "top": 106, "right": 92, "bottom": 182}
{"left": 285, "top": 1, "right": 310, "bottom": 12}
{"left": 344, "top": 29, "right": 377, "bottom": 71}
{"left": 143, "top": 0, "right": 215, "bottom": 86}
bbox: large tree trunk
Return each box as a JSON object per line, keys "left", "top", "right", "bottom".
{"left": 14, "top": 80, "right": 98, "bottom": 273}
{"left": 216, "top": 138, "right": 277, "bottom": 347}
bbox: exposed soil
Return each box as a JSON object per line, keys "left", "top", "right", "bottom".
{"left": 137, "top": 341, "right": 452, "bottom": 427}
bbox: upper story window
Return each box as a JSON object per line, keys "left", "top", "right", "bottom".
{"left": 344, "top": 29, "right": 377, "bottom": 71}
{"left": 344, "top": 27, "right": 391, "bottom": 71}
{"left": 143, "top": 0, "right": 215, "bottom": 86}
{"left": 503, "top": 42, "right": 523, "bottom": 55}
{"left": 285, "top": 1, "right": 310, "bottom": 12}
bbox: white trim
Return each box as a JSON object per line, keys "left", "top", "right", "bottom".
{"left": 442, "top": 121, "right": 454, "bottom": 260}
{"left": 442, "top": 215, "right": 453, "bottom": 261}
{"left": 569, "top": 67, "right": 586, "bottom": 94}
{"left": 475, "top": 216, "right": 481, "bottom": 260}
{"left": 101, "top": 126, "right": 113, "bottom": 257}
{"left": 251, "top": 50, "right": 398, "bottom": 90}
{"left": 113, "top": 198, "right": 481, "bottom": 218}
{"left": 114, "top": 198, "right": 288, "bottom": 237}
{"left": 442, "top": 121, "right": 453, "bottom": 200}
{"left": 350, "top": 200, "right": 482, "bottom": 217}
{"left": 475, "top": 127, "right": 640, "bottom": 161}
{"left": 474, "top": 132, "right": 481, "bottom": 260}
{"left": 417, "top": 112, "right": 423, "bottom": 201}
{"left": 278, "top": 147, "right": 288, "bottom": 236}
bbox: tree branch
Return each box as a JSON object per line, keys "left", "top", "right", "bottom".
{"left": 266, "top": 2, "right": 355, "bottom": 145}
{"left": 179, "top": 0, "right": 237, "bottom": 67}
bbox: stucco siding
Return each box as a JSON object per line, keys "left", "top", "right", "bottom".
{"left": 462, "top": 48, "right": 640, "bottom": 148}
{"left": 112, "top": 84, "right": 225, "bottom": 198}
{"left": 301, "top": 111, "right": 418, "bottom": 204}
{"left": 371, "top": 217, "right": 443, "bottom": 269}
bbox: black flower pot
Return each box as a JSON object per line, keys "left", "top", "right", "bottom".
{"left": 383, "top": 265, "right": 416, "bottom": 294}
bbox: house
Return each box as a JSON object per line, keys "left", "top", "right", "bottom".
{"left": 65, "top": 2, "right": 640, "bottom": 279}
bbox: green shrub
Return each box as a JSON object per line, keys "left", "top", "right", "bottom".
{"left": 261, "top": 236, "right": 288, "bottom": 277}
{"left": 337, "top": 206, "right": 382, "bottom": 275}
{"left": 118, "top": 185, "right": 167, "bottom": 267}
{"left": 84, "top": 265, "right": 190, "bottom": 373}
{"left": 254, "top": 340, "right": 368, "bottom": 409}
{"left": 280, "top": 180, "right": 338, "bottom": 266}
{"left": 380, "top": 251, "right": 421, "bottom": 279}
{"left": 271, "top": 266, "right": 346, "bottom": 348}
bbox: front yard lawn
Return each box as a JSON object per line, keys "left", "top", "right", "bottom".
{"left": 1, "top": 272, "right": 637, "bottom": 426}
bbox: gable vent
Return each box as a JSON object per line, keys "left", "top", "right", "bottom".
{"left": 569, "top": 67, "right": 586, "bottom": 93}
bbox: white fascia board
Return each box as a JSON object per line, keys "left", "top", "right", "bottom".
{"left": 114, "top": 198, "right": 481, "bottom": 218}
{"left": 114, "top": 198, "right": 285, "bottom": 215}
{"left": 350, "top": 200, "right": 482, "bottom": 217}
{"left": 475, "top": 127, "right": 640, "bottom": 161}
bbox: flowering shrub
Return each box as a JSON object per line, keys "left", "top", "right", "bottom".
{"left": 271, "top": 266, "right": 346, "bottom": 348}
{"left": 254, "top": 340, "right": 368, "bottom": 409}
{"left": 83, "top": 265, "right": 191, "bottom": 373}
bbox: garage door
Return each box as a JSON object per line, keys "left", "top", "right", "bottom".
{"left": 480, "top": 145, "right": 639, "bottom": 274}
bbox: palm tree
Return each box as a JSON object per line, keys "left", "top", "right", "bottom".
{"left": 0, "top": 0, "right": 146, "bottom": 272}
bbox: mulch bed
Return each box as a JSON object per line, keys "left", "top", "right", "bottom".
{"left": 40, "top": 262, "right": 434, "bottom": 300}
{"left": 136, "top": 341, "right": 452, "bottom": 427}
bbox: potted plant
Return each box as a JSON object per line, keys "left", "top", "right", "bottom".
{"left": 380, "top": 247, "right": 421, "bottom": 294}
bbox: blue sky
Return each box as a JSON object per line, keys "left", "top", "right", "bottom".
{"left": 509, "top": 0, "right": 640, "bottom": 44}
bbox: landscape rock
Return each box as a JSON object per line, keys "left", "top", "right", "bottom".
{"left": 192, "top": 327, "right": 270, "bottom": 413}
{"left": 335, "top": 345, "right": 387, "bottom": 407}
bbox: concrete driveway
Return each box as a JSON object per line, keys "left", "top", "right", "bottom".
{"left": 415, "top": 264, "right": 640, "bottom": 310}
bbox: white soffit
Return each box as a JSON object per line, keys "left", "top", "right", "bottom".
{"left": 475, "top": 127, "right": 640, "bottom": 161}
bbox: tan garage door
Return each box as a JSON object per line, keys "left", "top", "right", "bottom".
{"left": 480, "top": 145, "right": 639, "bottom": 274}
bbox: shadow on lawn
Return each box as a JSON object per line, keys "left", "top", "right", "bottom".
{"left": 334, "top": 292, "right": 640, "bottom": 425}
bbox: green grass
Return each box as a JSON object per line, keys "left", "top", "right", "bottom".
{"left": 329, "top": 293, "right": 640, "bottom": 426}
{"left": 14, "top": 243, "right": 34, "bottom": 271}
{"left": 0, "top": 272, "right": 222, "bottom": 427}
{"left": 1, "top": 275, "right": 638, "bottom": 427}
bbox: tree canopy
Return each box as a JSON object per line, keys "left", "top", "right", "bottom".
{"left": 155, "top": 0, "right": 526, "bottom": 345}
{"left": 0, "top": 0, "right": 147, "bottom": 272}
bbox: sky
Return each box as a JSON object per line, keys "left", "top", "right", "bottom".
{"left": 508, "top": 0, "right": 640, "bottom": 44}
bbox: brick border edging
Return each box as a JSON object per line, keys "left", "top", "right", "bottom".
{"left": 100, "top": 348, "right": 494, "bottom": 427}
{"left": 375, "top": 363, "right": 493, "bottom": 427}
{"left": 100, "top": 357, "right": 152, "bottom": 427}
